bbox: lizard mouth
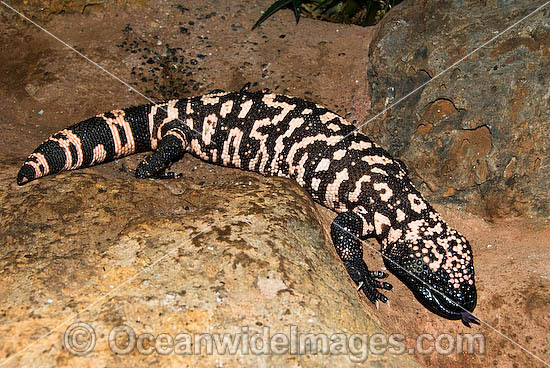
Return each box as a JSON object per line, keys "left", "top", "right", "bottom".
{"left": 414, "top": 286, "right": 479, "bottom": 327}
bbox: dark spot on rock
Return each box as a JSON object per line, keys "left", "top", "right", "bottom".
{"left": 414, "top": 46, "right": 428, "bottom": 60}
{"left": 176, "top": 5, "right": 188, "bottom": 13}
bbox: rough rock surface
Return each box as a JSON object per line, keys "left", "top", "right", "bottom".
{"left": 366, "top": 0, "right": 550, "bottom": 219}
{"left": 0, "top": 167, "right": 419, "bottom": 367}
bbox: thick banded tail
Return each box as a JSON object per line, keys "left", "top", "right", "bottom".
{"left": 17, "top": 104, "right": 154, "bottom": 185}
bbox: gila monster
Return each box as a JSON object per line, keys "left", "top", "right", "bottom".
{"left": 17, "top": 84, "right": 479, "bottom": 326}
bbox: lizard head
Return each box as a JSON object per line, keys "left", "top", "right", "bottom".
{"left": 380, "top": 208, "right": 478, "bottom": 326}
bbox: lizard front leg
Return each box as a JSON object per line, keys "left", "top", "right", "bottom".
{"left": 330, "top": 211, "right": 393, "bottom": 304}
{"left": 135, "top": 130, "right": 187, "bottom": 179}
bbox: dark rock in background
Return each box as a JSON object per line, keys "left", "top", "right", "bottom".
{"left": 366, "top": 0, "right": 550, "bottom": 219}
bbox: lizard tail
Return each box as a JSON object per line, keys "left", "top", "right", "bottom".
{"left": 17, "top": 104, "right": 155, "bottom": 185}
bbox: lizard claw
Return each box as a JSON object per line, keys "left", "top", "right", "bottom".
{"left": 157, "top": 171, "right": 182, "bottom": 179}
{"left": 345, "top": 260, "right": 393, "bottom": 305}
{"left": 136, "top": 168, "right": 182, "bottom": 180}
{"left": 240, "top": 82, "right": 251, "bottom": 93}
{"left": 369, "top": 270, "right": 388, "bottom": 279}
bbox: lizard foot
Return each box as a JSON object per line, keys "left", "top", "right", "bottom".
{"left": 151, "top": 171, "right": 182, "bottom": 179}
{"left": 135, "top": 167, "right": 182, "bottom": 179}
{"left": 344, "top": 259, "right": 393, "bottom": 304}
{"left": 135, "top": 159, "right": 182, "bottom": 179}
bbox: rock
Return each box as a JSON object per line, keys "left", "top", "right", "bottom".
{"left": 366, "top": 1, "right": 550, "bottom": 219}
{"left": 0, "top": 166, "right": 420, "bottom": 367}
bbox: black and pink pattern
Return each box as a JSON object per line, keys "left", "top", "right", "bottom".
{"left": 17, "top": 85, "right": 478, "bottom": 326}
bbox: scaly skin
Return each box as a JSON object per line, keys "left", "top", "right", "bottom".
{"left": 18, "top": 85, "right": 478, "bottom": 326}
